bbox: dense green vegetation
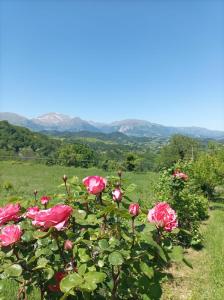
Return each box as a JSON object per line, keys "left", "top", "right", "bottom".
{"left": 1, "top": 121, "right": 224, "bottom": 173}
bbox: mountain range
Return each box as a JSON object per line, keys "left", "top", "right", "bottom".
{"left": 0, "top": 112, "right": 224, "bottom": 139}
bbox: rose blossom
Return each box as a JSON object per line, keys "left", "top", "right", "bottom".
{"left": 112, "top": 188, "right": 122, "bottom": 202}
{"left": 173, "top": 170, "right": 188, "bottom": 181}
{"left": 31, "top": 204, "right": 72, "bottom": 231}
{"left": 64, "top": 239, "right": 73, "bottom": 251}
{"left": 0, "top": 203, "right": 21, "bottom": 226}
{"left": 25, "top": 206, "right": 40, "bottom": 219}
{"left": 0, "top": 224, "right": 22, "bottom": 247}
{"left": 129, "top": 203, "right": 140, "bottom": 217}
{"left": 148, "top": 202, "right": 178, "bottom": 232}
{"left": 48, "top": 272, "right": 66, "bottom": 292}
{"left": 41, "top": 196, "right": 51, "bottom": 205}
{"left": 82, "top": 176, "right": 107, "bottom": 195}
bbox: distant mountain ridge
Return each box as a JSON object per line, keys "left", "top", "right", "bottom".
{"left": 0, "top": 112, "right": 224, "bottom": 139}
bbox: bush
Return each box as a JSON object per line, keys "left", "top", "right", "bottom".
{"left": 0, "top": 173, "right": 190, "bottom": 300}
{"left": 154, "top": 161, "right": 209, "bottom": 246}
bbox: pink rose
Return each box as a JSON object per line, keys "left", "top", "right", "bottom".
{"left": 0, "top": 203, "right": 21, "bottom": 226}
{"left": 41, "top": 196, "right": 51, "bottom": 205}
{"left": 148, "top": 202, "right": 178, "bottom": 232}
{"left": 82, "top": 176, "right": 107, "bottom": 195}
{"left": 0, "top": 224, "right": 22, "bottom": 247}
{"left": 25, "top": 206, "right": 40, "bottom": 219}
{"left": 48, "top": 271, "right": 66, "bottom": 292}
{"left": 112, "top": 188, "right": 122, "bottom": 202}
{"left": 129, "top": 203, "right": 140, "bottom": 217}
{"left": 173, "top": 170, "right": 188, "bottom": 181}
{"left": 32, "top": 205, "right": 73, "bottom": 231}
{"left": 64, "top": 239, "right": 73, "bottom": 251}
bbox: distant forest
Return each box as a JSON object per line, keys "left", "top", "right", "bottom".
{"left": 0, "top": 120, "right": 223, "bottom": 172}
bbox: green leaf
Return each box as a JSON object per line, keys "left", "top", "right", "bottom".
{"left": 99, "top": 239, "right": 109, "bottom": 250}
{"left": 169, "top": 246, "right": 184, "bottom": 262}
{"left": 108, "top": 251, "right": 124, "bottom": 266}
{"left": 43, "top": 268, "right": 54, "bottom": 280}
{"left": 60, "top": 273, "right": 84, "bottom": 294}
{"left": 183, "top": 257, "right": 193, "bottom": 269}
{"left": 22, "top": 231, "right": 34, "bottom": 242}
{"left": 33, "top": 227, "right": 53, "bottom": 239}
{"left": 4, "top": 264, "right": 22, "bottom": 277}
{"left": 33, "top": 257, "right": 49, "bottom": 270}
{"left": 125, "top": 183, "right": 137, "bottom": 193}
{"left": 140, "top": 261, "right": 154, "bottom": 279}
{"left": 79, "top": 281, "right": 97, "bottom": 292}
{"left": 78, "top": 248, "right": 91, "bottom": 263}
{"left": 78, "top": 264, "right": 87, "bottom": 276}
{"left": 84, "top": 271, "right": 106, "bottom": 284}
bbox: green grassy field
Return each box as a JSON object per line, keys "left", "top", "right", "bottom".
{"left": 0, "top": 161, "right": 158, "bottom": 206}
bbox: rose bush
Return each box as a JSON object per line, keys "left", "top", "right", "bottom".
{"left": 0, "top": 172, "right": 190, "bottom": 300}
{"left": 155, "top": 161, "right": 209, "bottom": 246}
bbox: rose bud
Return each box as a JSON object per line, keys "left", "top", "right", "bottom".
{"left": 34, "top": 190, "right": 38, "bottom": 196}
{"left": 117, "top": 170, "right": 122, "bottom": 178}
{"left": 41, "top": 196, "right": 51, "bottom": 205}
{"left": 129, "top": 203, "right": 140, "bottom": 217}
{"left": 64, "top": 239, "right": 73, "bottom": 251}
{"left": 48, "top": 271, "right": 66, "bottom": 292}
{"left": 112, "top": 188, "right": 123, "bottom": 202}
{"left": 62, "top": 174, "right": 68, "bottom": 183}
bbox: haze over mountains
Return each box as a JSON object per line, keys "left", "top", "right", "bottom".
{"left": 1, "top": 112, "right": 224, "bottom": 139}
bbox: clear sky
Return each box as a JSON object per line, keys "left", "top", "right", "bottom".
{"left": 0, "top": 0, "right": 224, "bottom": 130}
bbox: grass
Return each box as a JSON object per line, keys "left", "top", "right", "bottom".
{"left": 0, "top": 161, "right": 158, "bottom": 206}
{"left": 162, "top": 200, "right": 224, "bottom": 300}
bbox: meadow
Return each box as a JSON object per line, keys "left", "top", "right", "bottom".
{"left": 0, "top": 161, "right": 158, "bottom": 206}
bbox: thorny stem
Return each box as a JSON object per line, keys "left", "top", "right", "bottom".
{"left": 64, "top": 181, "right": 70, "bottom": 197}
{"left": 131, "top": 217, "right": 135, "bottom": 247}
{"left": 111, "top": 265, "right": 120, "bottom": 300}
{"left": 54, "top": 233, "right": 67, "bottom": 268}
{"left": 34, "top": 190, "right": 38, "bottom": 205}
{"left": 97, "top": 193, "right": 107, "bottom": 230}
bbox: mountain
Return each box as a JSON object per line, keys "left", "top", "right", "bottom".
{"left": 0, "top": 112, "right": 99, "bottom": 132}
{"left": 0, "top": 112, "right": 224, "bottom": 139}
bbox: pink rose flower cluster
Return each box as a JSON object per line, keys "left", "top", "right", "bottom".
{"left": 0, "top": 174, "right": 178, "bottom": 252}
{"left": 148, "top": 202, "right": 178, "bottom": 232}
{"left": 173, "top": 170, "right": 188, "bottom": 181}
{"left": 0, "top": 204, "right": 22, "bottom": 247}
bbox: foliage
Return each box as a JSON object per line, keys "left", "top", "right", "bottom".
{"left": 154, "top": 161, "right": 209, "bottom": 246}
{"left": 156, "top": 135, "right": 200, "bottom": 169}
{"left": 0, "top": 172, "right": 190, "bottom": 300}
{"left": 192, "top": 147, "right": 224, "bottom": 199}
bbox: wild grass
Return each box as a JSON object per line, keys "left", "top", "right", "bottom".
{"left": 162, "top": 200, "right": 224, "bottom": 300}
{"left": 0, "top": 161, "right": 158, "bottom": 206}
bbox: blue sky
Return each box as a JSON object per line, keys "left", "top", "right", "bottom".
{"left": 0, "top": 0, "right": 224, "bottom": 130}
